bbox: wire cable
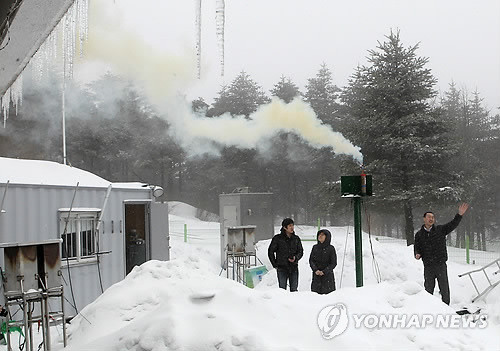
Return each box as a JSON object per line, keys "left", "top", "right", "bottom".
{"left": 339, "top": 224, "right": 350, "bottom": 289}
{"left": 61, "top": 183, "right": 80, "bottom": 315}
{"left": 95, "top": 185, "right": 112, "bottom": 294}
{"left": 96, "top": 237, "right": 104, "bottom": 293}
{"left": 363, "top": 202, "right": 382, "bottom": 283}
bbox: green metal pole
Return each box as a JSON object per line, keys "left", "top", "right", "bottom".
{"left": 317, "top": 217, "right": 320, "bottom": 232}
{"left": 353, "top": 197, "right": 363, "bottom": 287}
{"left": 465, "top": 234, "right": 470, "bottom": 264}
{"left": 184, "top": 224, "right": 188, "bottom": 243}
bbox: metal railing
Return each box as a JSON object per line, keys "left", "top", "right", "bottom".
{"left": 458, "top": 258, "right": 500, "bottom": 302}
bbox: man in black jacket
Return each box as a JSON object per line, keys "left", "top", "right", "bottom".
{"left": 414, "top": 203, "right": 469, "bottom": 305}
{"left": 268, "top": 218, "right": 304, "bottom": 291}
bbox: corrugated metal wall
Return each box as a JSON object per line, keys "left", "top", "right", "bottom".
{"left": 0, "top": 183, "right": 160, "bottom": 316}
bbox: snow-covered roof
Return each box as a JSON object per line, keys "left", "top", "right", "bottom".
{"left": 0, "top": 157, "right": 147, "bottom": 189}
{"left": 0, "top": 0, "right": 75, "bottom": 97}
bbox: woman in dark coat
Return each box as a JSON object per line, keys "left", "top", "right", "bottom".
{"left": 309, "top": 229, "right": 337, "bottom": 294}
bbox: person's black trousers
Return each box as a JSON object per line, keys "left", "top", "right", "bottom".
{"left": 277, "top": 267, "right": 299, "bottom": 291}
{"left": 424, "top": 263, "right": 450, "bottom": 305}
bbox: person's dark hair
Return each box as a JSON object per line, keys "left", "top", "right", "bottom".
{"left": 281, "top": 218, "right": 294, "bottom": 228}
{"left": 423, "top": 211, "right": 434, "bottom": 218}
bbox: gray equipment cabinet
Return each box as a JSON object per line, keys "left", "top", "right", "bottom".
{"left": 219, "top": 192, "right": 273, "bottom": 268}
{"left": 225, "top": 226, "right": 257, "bottom": 284}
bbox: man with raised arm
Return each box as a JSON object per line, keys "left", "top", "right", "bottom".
{"left": 414, "top": 203, "right": 469, "bottom": 305}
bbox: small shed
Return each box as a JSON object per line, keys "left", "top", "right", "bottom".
{"left": 0, "top": 157, "right": 169, "bottom": 316}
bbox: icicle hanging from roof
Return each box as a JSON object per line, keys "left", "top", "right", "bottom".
{"left": 1, "top": 86, "right": 11, "bottom": 128}
{"left": 195, "top": 0, "right": 202, "bottom": 79}
{"left": 1, "top": 0, "right": 89, "bottom": 127}
{"left": 1, "top": 72, "right": 23, "bottom": 128}
{"left": 77, "top": 0, "right": 89, "bottom": 56}
{"left": 10, "top": 73, "right": 23, "bottom": 115}
{"left": 215, "top": 0, "right": 225, "bottom": 77}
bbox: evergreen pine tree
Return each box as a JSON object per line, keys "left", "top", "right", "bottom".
{"left": 341, "top": 30, "right": 451, "bottom": 245}
{"left": 304, "top": 63, "right": 340, "bottom": 127}
{"left": 270, "top": 75, "right": 301, "bottom": 103}
{"left": 209, "top": 71, "right": 270, "bottom": 117}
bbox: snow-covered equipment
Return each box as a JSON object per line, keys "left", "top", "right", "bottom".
{"left": 458, "top": 258, "right": 500, "bottom": 302}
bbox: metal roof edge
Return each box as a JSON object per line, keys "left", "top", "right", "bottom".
{"left": 0, "top": 0, "right": 76, "bottom": 97}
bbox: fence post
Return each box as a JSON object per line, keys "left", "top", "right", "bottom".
{"left": 184, "top": 224, "right": 188, "bottom": 243}
{"left": 465, "top": 234, "right": 470, "bottom": 264}
{"left": 317, "top": 217, "right": 320, "bottom": 232}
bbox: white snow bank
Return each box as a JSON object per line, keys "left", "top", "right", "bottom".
{"left": 62, "top": 256, "right": 499, "bottom": 351}
{"left": 32, "top": 216, "right": 496, "bottom": 351}
{"left": 167, "top": 201, "right": 199, "bottom": 219}
{"left": 168, "top": 201, "right": 219, "bottom": 221}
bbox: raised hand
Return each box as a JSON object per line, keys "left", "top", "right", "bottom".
{"left": 458, "top": 203, "right": 469, "bottom": 216}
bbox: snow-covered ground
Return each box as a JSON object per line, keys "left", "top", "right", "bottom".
{"left": 2, "top": 203, "right": 499, "bottom": 350}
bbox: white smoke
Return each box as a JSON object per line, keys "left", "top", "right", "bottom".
{"left": 80, "top": 0, "right": 363, "bottom": 164}
{"left": 165, "top": 96, "right": 362, "bottom": 163}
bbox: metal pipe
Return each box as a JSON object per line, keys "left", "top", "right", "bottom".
{"left": 6, "top": 305, "right": 12, "bottom": 351}
{"left": 96, "top": 184, "right": 112, "bottom": 233}
{"left": 353, "top": 197, "right": 363, "bottom": 287}
{"left": 40, "top": 294, "right": 47, "bottom": 351}
{"left": 459, "top": 258, "right": 500, "bottom": 276}
{"left": 27, "top": 302, "right": 33, "bottom": 351}
{"left": 21, "top": 280, "right": 31, "bottom": 351}
{"left": 62, "top": 49, "right": 67, "bottom": 166}
{"left": 360, "top": 170, "right": 367, "bottom": 196}
{"left": 468, "top": 275, "right": 480, "bottom": 295}
{"left": 44, "top": 293, "right": 51, "bottom": 351}
{"left": 61, "top": 288, "right": 67, "bottom": 347}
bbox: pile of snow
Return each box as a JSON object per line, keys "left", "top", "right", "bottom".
{"left": 167, "top": 201, "right": 200, "bottom": 219}
{"left": 168, "top": 201, "right": 219, "bottom": 222}
{"left": 62, "top": 258, "right": 498, "bottom": 351}
{"left": 1, "top": 206, "right": 492, "bottom": 350}
{"left": 57, "top": 216, "right": 499, "bottom": 351}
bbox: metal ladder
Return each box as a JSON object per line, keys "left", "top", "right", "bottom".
{"left": 458, "top": 258, "right": 500, "bottom": 303}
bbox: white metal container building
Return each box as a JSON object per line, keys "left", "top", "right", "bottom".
{"left": 0, "top": 157, "right": 169, "bottom": 316}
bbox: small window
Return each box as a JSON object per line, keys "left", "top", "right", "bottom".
{"left": 59, "top": 211, "right": 100, "bottom": 261}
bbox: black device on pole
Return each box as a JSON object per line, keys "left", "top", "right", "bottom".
{"left": 341, "top": 172, "right": 373, "bottom": 287}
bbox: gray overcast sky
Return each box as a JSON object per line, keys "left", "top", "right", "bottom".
{"left": 77, "top": 0, "right": 500, "bottom": 111}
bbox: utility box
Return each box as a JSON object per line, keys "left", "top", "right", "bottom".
{"left": 227, "top": 226, "right": 256, "bottom": 254}
{"left": 1, "top": 240, "right": 62, "bottom": 295}
{"left": 219, "top": 191, "right": 273, "bottom": 267}
{"left": 341, "top": 175, "right": 373, "bottom": 197}
{"left": 41, "top": 242, "right": 62, "bottom": 290}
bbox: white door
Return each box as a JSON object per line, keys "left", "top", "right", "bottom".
{"left": 150, "top": 202, "right": 169, "bottom": 261}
